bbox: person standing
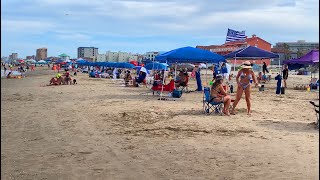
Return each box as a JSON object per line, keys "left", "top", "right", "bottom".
{"left": 262, "top": 62, "right": 269, "bottom": 75}
{"left": 221, "top": 63, "right": 228, "bottom": 80}
{"left": 231, "top": 61, "right": 258, "bottom": 115}
{"left": 282, "top": 65, "right": 289, "bottom": 88}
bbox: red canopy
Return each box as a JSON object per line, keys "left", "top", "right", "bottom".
{"left": 17, "top": 59, "right": 25, "bottom": 63}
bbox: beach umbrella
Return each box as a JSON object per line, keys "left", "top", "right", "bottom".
{"left": 138, "top": 67, "right": 150, "bottom": 74}
{"left": 145, "top": 62, "right": 168, "bottom": 70}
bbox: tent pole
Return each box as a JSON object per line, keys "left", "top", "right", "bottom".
{"left": 234, "top": 56, "right": 237, "bottom": 72}
{"left": 205, "top": 63, "right": 208, "bottom": 84}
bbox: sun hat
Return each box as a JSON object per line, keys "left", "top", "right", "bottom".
{"left": 241, "top": 61, "right": 252, "bottom": 69}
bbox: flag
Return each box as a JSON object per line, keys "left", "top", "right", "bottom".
{"left": 225, "top": 28, "right": 246, "bottom": 43}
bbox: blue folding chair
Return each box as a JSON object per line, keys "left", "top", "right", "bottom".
{"left": 203, "top": 87, "right": 224, "bottom": 115}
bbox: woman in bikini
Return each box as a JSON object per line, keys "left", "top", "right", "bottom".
{"left": 210, "top": 75, "right": 231, "bottom": 115}
{"left": 231, "top": 61, "right": 258, "bottom": 115}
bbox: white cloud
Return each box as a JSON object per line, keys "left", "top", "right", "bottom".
{"left": 1, "top": 20, "right": 55, "bottom": 33}
{"left": 55, "top": 32, "right": 91, "bottom": 41}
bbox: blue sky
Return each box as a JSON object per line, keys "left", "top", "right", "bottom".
{"left": 1, "top": 0, "right": 319, "bottom": 58}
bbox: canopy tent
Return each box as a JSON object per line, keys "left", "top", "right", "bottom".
{"left": 114, "top": 62, "right": 135, "bottom": 69}
{"left": 224, "top": 46, "right": 280, "bottom": 59}
{"left": 284, "top": 49, "right": 319, "bottom": 65}
{"left": 155, "top": 46, "right": 226, "bottom": 64}
{"left": 145, "top": 62, "right": 168, "bottom": 70}
{"left": 58, "top": 53, "right": 69, "bottom": 57}
{"left": 36, "top": 60, "right": 47, "bottom": 64}
{"left": 224, "top": 46, "right": 280, "bottom": 71}
{"left": 283, "top": 50, "right": 319, "bottom": 77}
{"left": 26, "top": 59, "right": 36, "bottom": 63}
{"left": 76, "top": 60, "right": 88, "bottom": 64}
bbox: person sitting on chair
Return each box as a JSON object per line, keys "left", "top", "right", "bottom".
{"left": 175, "top": 71, "right": 187, "bottom": 88}
{"left": 210, "top": 75, "right": 231, "bottom": 116}
{"left": 133, "top": 71, "right": 146, "bottom": 87}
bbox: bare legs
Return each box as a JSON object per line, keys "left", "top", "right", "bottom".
{"left": 283, "top": 79, "right": 287, "bottom": 88}
{"left": 244, "top": 86, "right": 251, "bottom": 115}
{"left": 222, "top": 95, "right": 231, "bottom": 115}
{"left": 231, "top": 85, "right": 251, "bottom": 115}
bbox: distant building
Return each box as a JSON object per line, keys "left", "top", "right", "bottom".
{"left": 145, "top": 52, "right": 159, "bottom": 61}
{"left": 8, "top": 53, "right": 18, "bottom": 61}
{"left": 128, "top": 54, "right": 139, "bottom": 61}
{"left": 77, "top": 47, "right": 98, "bottom": 61}
{"left": 97, "top": 54, "right": 107, "bottom": 62}
{"left": 106, "top": 51, "right": 119, "bottom": 62}
{"left": 118, "top": 52, "right": 130, "bottom": 62}
{"left": 197, "top": 34, "right": 272, "bottom": 65}
{"left": 1, "top": 56, "right": 8, "bottom": 62}
{"left": 36, "top": 48, "right": 47, "bottom": 60}
{"left": 274, "top": 40, "right": 319, "bottom": 57}
{"left": 26, "top": 55, "right": 35, "bottom": 60}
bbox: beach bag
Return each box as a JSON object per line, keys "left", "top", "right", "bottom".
{"left": 172, "top": 89, "right": 182, "bottom": 98}
{"left": 281, "top": 87, "right": 285, "bottom": 94}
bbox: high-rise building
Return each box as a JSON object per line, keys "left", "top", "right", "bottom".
{"left": 11, "top": 53, "right": 18, "bottom": 60}
{"left": 36, "top": 48, "right": 47, "bottom": 60}
{"left": 77, "top": 47, "right": 98, "bottom": 61}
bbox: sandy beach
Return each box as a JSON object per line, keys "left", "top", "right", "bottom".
{"left": 1, "top": 67, "right": 319, "bottom": 180}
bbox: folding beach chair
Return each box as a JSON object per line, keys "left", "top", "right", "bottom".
{"left": 309, "top": 101, "right": 319, "bottom": 128}
{"left": 203, "top": 87, "right": 224, "bottom": 115}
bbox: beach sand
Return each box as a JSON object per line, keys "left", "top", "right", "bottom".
{"left": 1, "top": 67, "right": 319, "bottom": 180}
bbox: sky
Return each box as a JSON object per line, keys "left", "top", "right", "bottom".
{"left": 1, "top": 0, "right": 319, "bottom": 58}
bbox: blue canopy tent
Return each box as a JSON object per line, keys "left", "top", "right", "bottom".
{"left": 155, "top": 46, "right": 226, "bottom": 64}
{"left": 114, "top": 62, "right": 135, "bottom": 69}
{"left": 155, "top": 46, "right": 226, "bottom": 94}
{"left": 145, "top": 63, "right": 168, "bottom": 70}
{"left": 224, "top": 46, "right": 280, "bottom": 71}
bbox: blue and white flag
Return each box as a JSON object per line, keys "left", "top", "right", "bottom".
{"left": 225, "top": 28, "right": 246, "bottom": 43}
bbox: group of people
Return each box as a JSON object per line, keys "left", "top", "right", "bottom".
{"left": 209, "top": 61, "right": 291, "bottom": 116}
{"left": 123, "top": 69, "right": 147, "bottom": 87}
{"left": 210, "top": 61, "right": 258, "bottom": 116}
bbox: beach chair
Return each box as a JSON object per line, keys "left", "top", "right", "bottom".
{"left": 152, "top": 79, "right": 175, "bottom": 95}
{"left": 309, "top": 101, "right": 319, "bottom": 128}
{"left": 203, "top": 87, "right": 224, "bottom": 115}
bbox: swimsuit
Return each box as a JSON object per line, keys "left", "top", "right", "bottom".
{"left": 239, "top": 72, "right": 252, "bottom": 90}
{"left": 210, "top": 87, "right": 224, "bottom": 102}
